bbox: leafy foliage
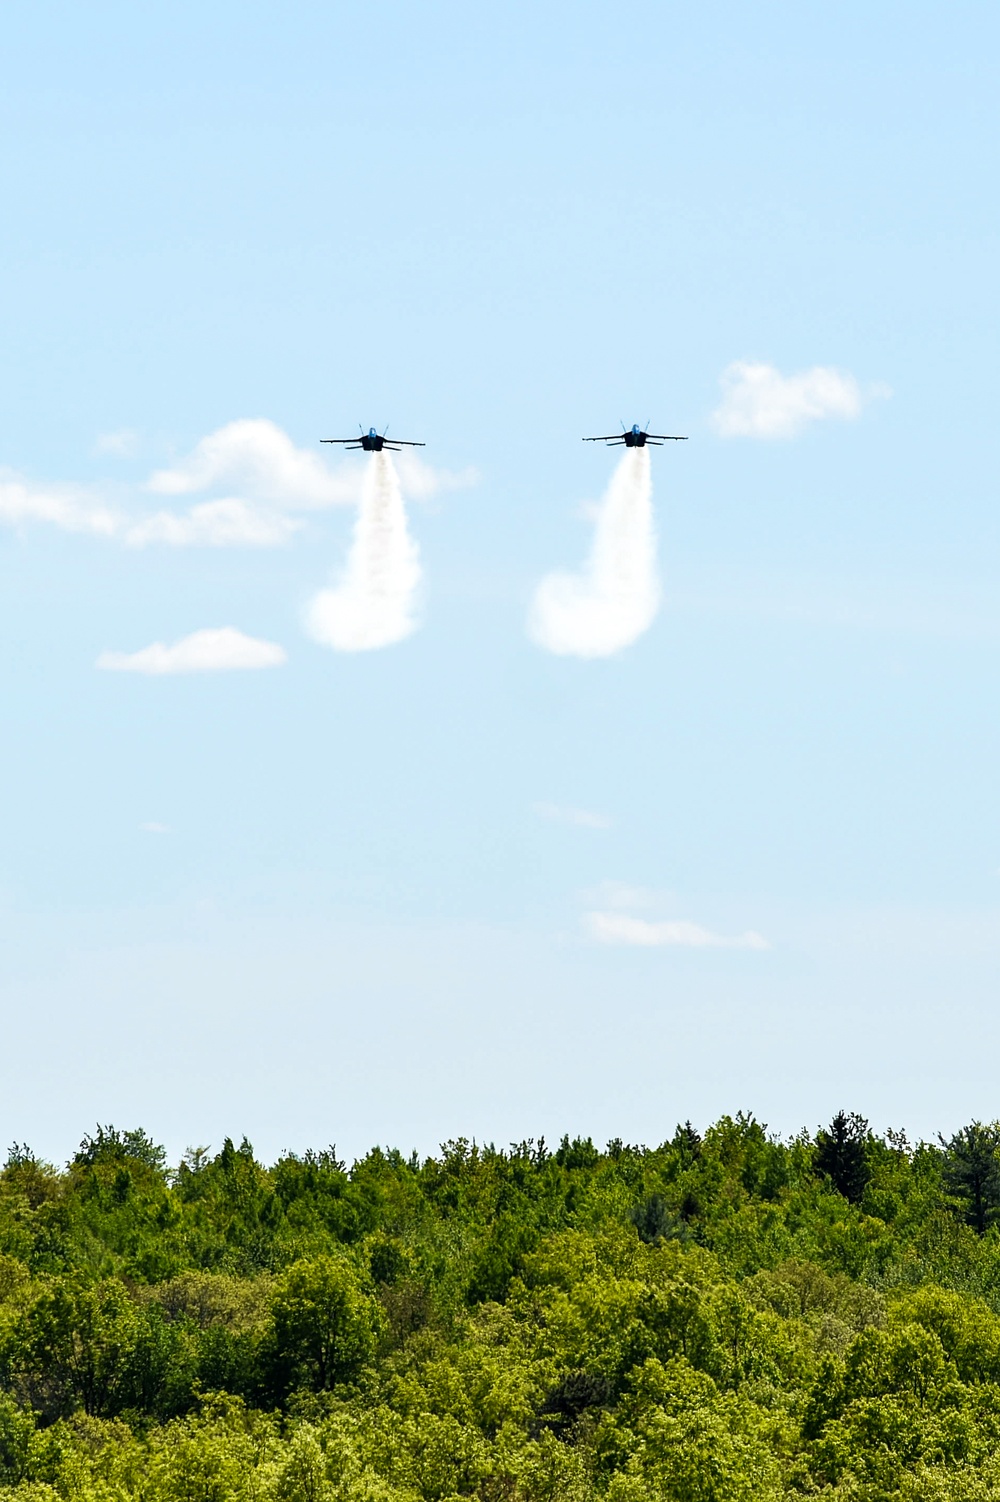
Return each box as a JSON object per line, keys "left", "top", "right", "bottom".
{"left": 0, "top": 1115, "right": 999, "bottom": 1497}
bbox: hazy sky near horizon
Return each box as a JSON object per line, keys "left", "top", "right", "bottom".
{"left": 1, "top": 1, "right": 999, "bottom": 1165}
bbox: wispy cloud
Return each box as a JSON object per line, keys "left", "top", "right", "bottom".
{"left": 587, "top": 881, "right": 671, "bottom": 910}
{"left": 0, "top": 420, "right": 474, "bottom": 549}
{"left": 146, "top": 419, "right": 358, "bottom": 511}
{"left": 711, "top": 361, "right": 886, "bottom": 439}
{"left": 534, "top": 802, "right": 613, "bottom": 830}
{"left": 125, "top": 499, "right": 301, "bottom": 548}
{"left": 97, "top": 627, "right": 287, "bottom": 675}
{"left": 140, "top": 821, "right": 170, "bottom": 834}
{"left": 582, "top": 881, "right": 769, "bottom": 950}
{"left": 587, "top": 910, "right": 770, "bottom": 950}
{"left": 0, "top": 475, "right": 120, "bottom": 536}
{"left": 393, "top": 448, "right": 479, "bottom": 500}
{"left": 94, "top": 429, "right": 139, "bottom": 457}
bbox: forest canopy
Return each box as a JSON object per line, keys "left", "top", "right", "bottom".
{"left": 1, "top": 1113, "right": 1000, "bottom": 1499}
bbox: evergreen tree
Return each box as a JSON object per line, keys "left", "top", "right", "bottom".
{"left": 672, "top": 1120, "right": 702, "bottom": 1165}
{"left": 940, "top": 1121, "right": 1000, "bottom": 1234}
{"left": 815, "top": 1110, "right": 870, "bottom": 1202}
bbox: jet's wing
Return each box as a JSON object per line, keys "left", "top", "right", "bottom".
{"left": 647, "top": 434, "right": 688, "bottom": 441}
{"left": 583, "top": 435, "right": 626, "bottom": 443}
{"left": 388, "top": 439, "right": 425, "bottom": 447}
{"left": 320, "top": 439, "right": 359, "bottom": 445}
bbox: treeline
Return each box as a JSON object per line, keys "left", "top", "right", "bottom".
{"left": 1, "top": 1114, "right": 1000, "bottom": 1498}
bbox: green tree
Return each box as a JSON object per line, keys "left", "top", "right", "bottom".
{"left": 466, "top": 1216, "right": 539, "bottom": 1305}
{"left": 672, "top": 1121, "right": 702, "bottom": 1166}
{"left": 940, "top": 1121, "right": 1000, "bottom": 1234}
{"left": 555, "top": 1136, "right": 600, "bottom": 1171}
{"left": 815, "top": 1111, "right": 870, "bottom": 1203}
{"left": 629, "top": 1195, "right": 688, "bottom": 1247}
{"left": 73, "top": 1125, "right": 167, "bottom": 1174}
{"left": 10, "top": 1277, "right": 141, "bottom": 1419}
{"left": 0, "top": 1393, "right": 35, "bottom": 1486}
{"left": 269, "top": 1257, "right": 378, "bottom": 1392}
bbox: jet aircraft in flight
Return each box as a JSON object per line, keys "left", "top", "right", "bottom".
{"left": 584, "top": 423, "right": 687, "bottom": 447}
{"left": 321, "top": 427, "right": 425, "bottom": 453}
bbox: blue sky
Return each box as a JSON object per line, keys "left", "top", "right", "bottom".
{"left": 1, "top": 1, "right": 999, "bottom": 1162}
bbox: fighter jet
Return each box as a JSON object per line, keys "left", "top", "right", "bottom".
{"left": 584, "top": 423, "right": 687, "bottom": 447}
{"left": 321, "top": 426, "right": 425, "bottom": 454}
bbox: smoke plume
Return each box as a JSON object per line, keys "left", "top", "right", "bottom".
{"left": 304, "top": 453, "right": 421, "bottom": 652}
{"left": 528, "top": 448, "right": 660, "bottom": 657}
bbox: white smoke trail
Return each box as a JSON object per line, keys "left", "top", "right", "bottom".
{"left": 528, "top": 447, "right": 660, "bottom": 657}
{"left": 304, "top": 453, "right": 422, "bottom": 652}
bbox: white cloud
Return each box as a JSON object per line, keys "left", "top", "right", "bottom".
{"left": 124, "top": 499, "right": 301, "bottom": 548}
{"left": 711, "top": 360, "right": 882, "bottom": 439}
{"left": 586, "top": 881, "right": 670, "bottom": 910}
{"left": 146, "top": 418, "right": 360, "bottom": 510}
{"left": 0, "top": 419, "right": 475, "bottom": 549}
{"left": 0, "top": 475, "right": 121, "bottom": 536}
{"left": 587, "top": 910, "right": 770, "bottom": 950}
{"left": 393, "top": 448, "right": 479, "bottom": 500}
{"left": 140, "top": 822, "right": 169, "bottom": 834}
{"left": 97, "top": 627, "right": 287, "bottom": 675}
{"left": 94, "top": 429, "right": 139, "bottom": 457}
{"left": 534, "top": 802, "right": 613, "bottom": 830}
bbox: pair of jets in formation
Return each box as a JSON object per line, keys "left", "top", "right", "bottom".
{"left": 321, "top": 423, "right": 688, "bottom": 453}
